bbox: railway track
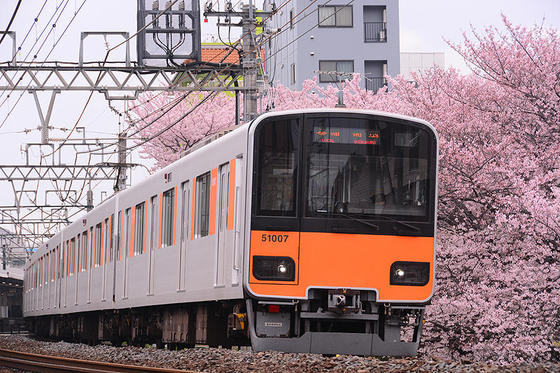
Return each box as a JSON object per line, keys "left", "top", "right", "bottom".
{"left": 0, "top": 348, "right": 199, "bottom": 373}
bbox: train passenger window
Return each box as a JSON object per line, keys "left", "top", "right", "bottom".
{"left": 134, "top": 202, "right": 145, "bottom": 254}
{"left": 109, "top": 214, "right": 114, "bottom": 262}
{"left": 56, "top": 246, "right": 60, "bottom": 279}
{"left": 104, "top": 218, "right": 110, "bottom": 262}
{"left": 70, "top": 238, "right": 76, "bottom": 275}
{"left": 81, "top": 231, "right": 88, "bottom": 271}
{"left": 89, "top": 227, "right": 94, "bottom": 267}
{"left": 149, "top": 196, "right": 157, "bottom": 250}
{"left": 254, "top": 119, "right": 299, "bottom": 216}
{"left": 117, "top": 211, "right": 122, "bottom": 260}
{"left": 195, "top": 172, "right": 210, "bottom": 238}
{"left": 76, "top": 234, "right": 81, "bottom": 273}
{"left": 161, "top": 188, "right": 175, "bottom": 246}
{"left": 125, "top": 208, "right": 132, "bottom": 256}
{"left": 95, "top": 223, "right": 102, "bottom": 266}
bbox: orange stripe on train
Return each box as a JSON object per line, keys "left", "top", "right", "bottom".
{"left": 248, "top": 230, "right": 434, "bottom": 302}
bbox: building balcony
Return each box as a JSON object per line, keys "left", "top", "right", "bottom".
{"left": 365, "top": 75, "right": 387, "bottom": 93}
{"left": 364, "top": 22, "right": 387, "bottom": 42}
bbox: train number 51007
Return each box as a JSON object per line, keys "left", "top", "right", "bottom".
{"left": 261, "top": 234, "right": 288, "bottom": 243}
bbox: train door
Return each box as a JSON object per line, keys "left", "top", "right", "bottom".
{"left": 102, "top": 219, "right": 110, "bottom": 301}
{"left": 88, "top": 227, "right": 93, "bottom": 303}
{"left": 123, "top": 208, "right": 131, "bottom": 299}
{"left": 148, "top": 195, "right": 157, "bottom": 295}
{"left": 57, "top": 245, "right": 62, "bottom": 309}
{"left": 64, "top": 241, "right": 69, "bottom": 307}
{"left": 179, "top": 181, "right": 190, "bottom": 291}
{"left": 215, "top": 163, "right": 229, "bottom": 287}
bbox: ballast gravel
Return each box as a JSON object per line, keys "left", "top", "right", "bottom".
{"left": 0, "top": 334, "right": 558, "bottom": 373}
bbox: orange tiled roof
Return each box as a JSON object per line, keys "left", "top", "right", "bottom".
{"left": 185, "top": 45, "right": 264, "bottom": 66}
{"left": 201, "top": 47, "right": 240, "bottom": 64}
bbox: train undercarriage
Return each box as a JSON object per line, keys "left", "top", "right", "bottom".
{"left": 28, "top": 289, "right": 425, "bottom": 356}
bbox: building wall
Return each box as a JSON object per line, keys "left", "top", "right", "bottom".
{"left": 265, "top": 0, "right": 400, "bottom": 90}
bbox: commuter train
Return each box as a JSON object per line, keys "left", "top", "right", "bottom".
{"left": 23, "top": 109, "right": 438, "bottom": 356}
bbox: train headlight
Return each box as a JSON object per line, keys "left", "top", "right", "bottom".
{"left": 390, "top": 261, "right": 430, "bottom": 286}
{"left": 253, "top": 256, "right": 295, "bottom": 281}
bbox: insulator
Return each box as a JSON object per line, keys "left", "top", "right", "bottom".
{"left": 179, "top": 1, "right": 185, "bottom": 11}
{"left": 152, "top": 0, "right": 159, "bottom": 10}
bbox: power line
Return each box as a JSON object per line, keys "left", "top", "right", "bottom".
{"left": 0, "top": 0, "right": 23, "bottom": 47}
{"left": 0, "top": 0, "right": 74, "bottom": 123}
{"left": 0, "top": 0, "right": 70, "bottom": 107}
{"left": 72, "top": 0, "right": 291, "bottom": 158}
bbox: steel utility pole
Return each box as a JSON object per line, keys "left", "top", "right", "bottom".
{"left": 242, "top": 1, "right": 258, "bottom": 122}
{"left": 204, "top": 1, "right": 272, "bottom": 122}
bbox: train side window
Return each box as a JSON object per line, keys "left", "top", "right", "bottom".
{"left": 161, "top": 188, "right": 175, "bottom": 247}
{"left": 104, "top": 218, "right": 110, "bottom": 263}
{"left": 254, "top": 119, "right": 299, "bottom": 216}
{"left": 125, "top": 208, "right": 132, "bottom": 256}
{"left": 81, "top": 231, "right": 88, "bottom": 271}
{"left": 134, "top": 202, "right": 145, "bottom": 254}
{"left": 195, "top": 172, "right": 211, "bottom": 238}
{"left": 149, "top": 195, "right": 157, "bottom": 250}
{"left": 76, "top": 234, "right": 81, "bottom": 274}
{"left": 89, "top": 227, "right": 94, "bottom": 267}
{"left": 95, "top": 223, "right": 102, "bottom": 267}
{"left": 70, "top": 237, "right": 76, "bottom": 275}
{"left": 109, "top": 214, "right": 114, "bottom": 262}
{"left": 117, "top": 211, "right": 122, "bottom": 260}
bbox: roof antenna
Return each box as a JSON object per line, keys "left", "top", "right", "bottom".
{"left": 335, "top": 89, "right": 346, "bottom": 108}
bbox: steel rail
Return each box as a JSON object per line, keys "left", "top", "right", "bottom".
{"left": 0, "top": 348, "right": 199, "bottom": 373}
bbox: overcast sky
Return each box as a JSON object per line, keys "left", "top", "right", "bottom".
{"left": 0, "top": 0, "right": 558, "bottom": 207}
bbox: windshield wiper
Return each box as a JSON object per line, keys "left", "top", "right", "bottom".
{"left": 334, "top": 212, "right": 380, "bottom": 231}
{"left": 376, "top": 215, "right": 421, "bottom": 232}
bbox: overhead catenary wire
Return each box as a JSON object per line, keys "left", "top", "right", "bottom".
{"left": 0, "top": 0, "right": 74, "bottom": 123}
{"left": 0, "top": 0, "right": 23, "bottom": 47}
{"left": 0, "top": 0, "right": 67, "bottom": 105}
{"left": 73, "top": 0, "right": 294, "bottom": 159}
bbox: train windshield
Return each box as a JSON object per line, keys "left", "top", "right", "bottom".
{"left": 306, "top": 117, "right": 431, "bottom": 219}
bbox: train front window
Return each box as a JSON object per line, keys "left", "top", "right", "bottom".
{"left": 306, "top": 117, "right": 430, "bottom": 219}
{"left": 255, "top": 118, "right": 299, "bottom": 216}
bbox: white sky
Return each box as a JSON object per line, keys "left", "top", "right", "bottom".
{"left": 0, "top": 0, "right": 558, "bottom": 211}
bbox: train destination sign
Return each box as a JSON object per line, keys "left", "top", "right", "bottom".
{"left": 313, "top": 126, "right": 380, "bottom": 145}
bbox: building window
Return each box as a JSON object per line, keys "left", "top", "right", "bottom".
{"left": 318, "top": 6, "right": 352, "bottom": 27}
{"left": 319, "top": 60, "right": 354, "bottom": 83}
{"left": 134, "top": 202, "right": 145, "bottom": 254}
{"left": 291, "top": 63, "right": 296, "bottom": 85}
{"left": 289, "top": 9, "right": 294, "bottom": 29}
{"left": 161, "top": 188, "right": 175, "bottom": 247}
{"left": 195, "top": 172, "right": 211, "bottom": 238}
{"left": 364, "top": 6, "right": 387, "bottom": 42}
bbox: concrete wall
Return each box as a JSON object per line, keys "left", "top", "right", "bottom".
{"left": 265, "top": 0, "right": 400, "bottom": 90}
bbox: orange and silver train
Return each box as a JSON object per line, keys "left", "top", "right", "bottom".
{"left": 24, "top": 109, "right": 438, "bottom": 356}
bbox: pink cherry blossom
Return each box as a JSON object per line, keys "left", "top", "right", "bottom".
{"left": 130, "top": 17, "right": 560, "bottom": 364}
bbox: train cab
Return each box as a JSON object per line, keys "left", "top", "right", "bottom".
{"left": 244, "top": 110, "right": 438, "bottom": 356}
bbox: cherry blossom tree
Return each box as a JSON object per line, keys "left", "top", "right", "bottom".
{"left": 130, "top": 92, "right": 236, "bottom": 170}
{"left": 130, "top": 17, "right": 560, "bottom": 363}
